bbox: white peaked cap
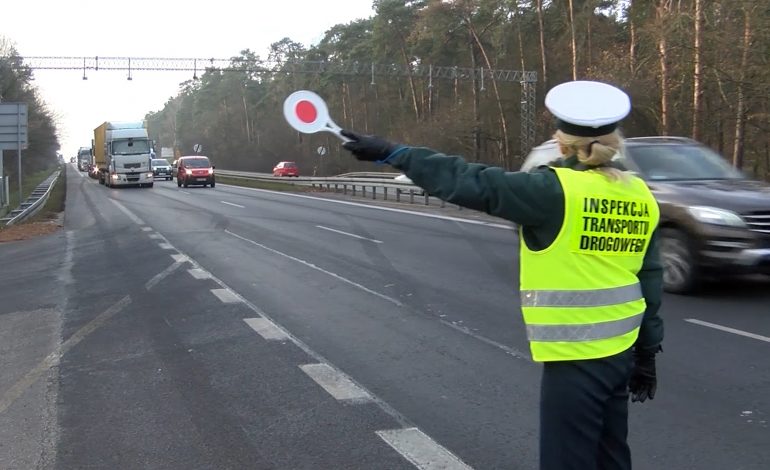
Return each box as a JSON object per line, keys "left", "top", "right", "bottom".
{"left": 545, "top": 81, "right": 631, "bottom": 137}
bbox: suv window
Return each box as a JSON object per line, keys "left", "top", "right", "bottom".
{"left": 625, "top": 144, "right": 742, "bottom": 181}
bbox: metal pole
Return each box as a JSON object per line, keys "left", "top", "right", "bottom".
{"left": 17, "top": 104, "right": 22, "bottom": 205}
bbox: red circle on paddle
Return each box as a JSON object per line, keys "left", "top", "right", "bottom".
{"left": 295, "top": 100, "right": 317, "bottom": 124}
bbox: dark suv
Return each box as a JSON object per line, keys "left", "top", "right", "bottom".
{"left": 522, "top": 137, "right": 770, "bottom": 293}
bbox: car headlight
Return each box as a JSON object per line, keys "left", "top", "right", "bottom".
{"left": 686, "top": 205, "right": 746, "bottom": 227}
{"left": 185, "top": 169, "right": 192, "bottom": 175}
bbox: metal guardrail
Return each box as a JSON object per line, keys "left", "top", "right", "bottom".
{"left": 0, "top": 170, "right": 61, "bottom": 226}
{"left": 216, "top": 169, "right": 463, "bottom": 208}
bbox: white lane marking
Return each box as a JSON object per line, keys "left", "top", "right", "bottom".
{"left": 299, "top": 363, "right": 372, "bottom": 402}
{"left": 171, "top": 254, "right": 188, "bottom": 263}
{"left": 142, "top": 237, "right": 418, "bottom": 430}
{"left": 148, "top": 233, "right": 163, "bottom": 239}
{"left": 440, "top": 320, "right": 530, "bottom": 361}
{"left": 158, "top": 243, "right": 174, "bottom": 250}
{"left": 211, "top": 288, "right": 241, "bottom": 303}
{"left": 145, "top": 260, "right": 184, "bottom": 290}
{"left": 225, "top": 229, "right": 403, "bottom": 307}
{"left": 376, "top": 428, "right": 473, "bottom": 470}
{"left": 316, "top": 225, "right": 383, "bottom": 244}
{"left": 179, "top": 190, "right": 191, "bottom": 195}
{"left": 244, "top": 318, "right": 290, "bottom": 341}
{"left": 141, "top": 226, "right": 152, "bottom": 232}
{"left": 0, "top": 296, "right": 132, "bottom": 414}
{"left": 219, "top": 183, "right": 513, "bottom": 230}
{"left": 685, "top": 318, "right": 770, "bottom": 343}
{"left": 110, "top": 199, "right": 145, "bottom": 225}
{"left": 188, "top": 268, "right": 211, "bottom": 280}
{"left": 221, "top": 201, "right": 245, "bottom": 208}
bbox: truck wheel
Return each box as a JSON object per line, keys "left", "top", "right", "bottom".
{"left": 183, "top": 180, "right": 189, "bottom": 188}
{"left": 177, "top": 178, "right": 182, "bottom": 188}
{"left": 148, "top": 183, "right": 154, "bottom": 188}
{"left": 661, "top": 227, "right": 699, "bottom": 294}
{"left": 210, "top": 181, "right": 215, "bottom": 188}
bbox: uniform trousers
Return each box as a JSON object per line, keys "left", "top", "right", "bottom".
{"left": 539, "top": 348, "right": 634, "bottom": 470}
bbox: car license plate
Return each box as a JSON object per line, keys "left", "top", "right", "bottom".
{"left": 196, "top": 178, "right": 207, "bottom": 181}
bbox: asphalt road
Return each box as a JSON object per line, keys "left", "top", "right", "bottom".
{"left": 0, "top": 164, "right": 768, "bottom": 469}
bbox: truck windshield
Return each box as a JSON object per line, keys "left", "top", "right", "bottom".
{"left": 112, "top": 139, "right": 151, "bottom": 155}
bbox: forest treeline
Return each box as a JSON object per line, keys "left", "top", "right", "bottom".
{"left": 2, "top": 1, "right": 769, "bottom": 180}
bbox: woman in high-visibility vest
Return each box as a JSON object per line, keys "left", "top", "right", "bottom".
{"left": 341, "top": 80, "right": 663, "bottom": 470}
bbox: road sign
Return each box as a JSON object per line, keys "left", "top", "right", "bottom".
{"left": 317, "top": 146, "right": 327, "bottom": 156}
{"left": 283, "top": 90, "right": 349, "bottom": 142}
{"left": 0, "top": 103, "right": 28, "bottom": 150}
{"left": 193, "top": 143, "right": 202, "bottom": 154}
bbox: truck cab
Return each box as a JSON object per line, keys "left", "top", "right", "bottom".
{"left": 94, "top": 121, "right": 155, "bottom": 188}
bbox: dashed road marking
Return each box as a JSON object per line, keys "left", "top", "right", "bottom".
{"left": 376, "top": 428, "right": 473, "bottom": 470}
{"left": 221, "top": 183, "right": 513, "bottom": 230}
{"left": 221, "top": 201, "right": 245, "bottom": 208}
{"left": 316, "top": 225, "right": 383, "bottom": 243}
{"left": 141, "top": 227, "right": 153, "bottom": 232}
{"left": 685, "top": 318, "right": 770, "bottom": 343}
{"left": 211, "top": 288, "right": 241, "bottom": 303}
{"left": 188, "top": 268, "right": 211, "bottom": 280}
{"left": 244, "top": 318, "right": 290, "bottom": 341}
{"left": 148, "top": 233, "right": 163, "bottom": 239}
{"left": 299, "top": 363, "right": 372, "bottom": 402}
{"left": 158, "top": 243, "right": 174, "bottom": 250}
{"left": 171, "top": 254, "right": 188, "bottom": 263}
{"left": 225, "top": 229, "right": 402, "bottom": 307}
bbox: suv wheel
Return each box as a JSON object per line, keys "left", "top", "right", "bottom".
{"left": 661, "top": 228, "right": 698, "bottom": 294}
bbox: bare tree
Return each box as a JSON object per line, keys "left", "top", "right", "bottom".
{"left": 656, "top": 0, "right": 672, "bottom": 135}
{"left": 732, "top": 3, "right": 754, "bottom": 169}
{"left": 536, "top": 0, "right": 548, "bottom": 88}
{"left": 691, "top": 0, "right": 704, "bottom": 140}
{"left": 568, "top": 0, "right": 578, "bottom": 80}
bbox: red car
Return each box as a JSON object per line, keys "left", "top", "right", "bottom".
{"left": 176, "top": 156, "right": 215, "bottom": 188}
{"left": 273, "top": 161, "right": 299, "bottom": 177}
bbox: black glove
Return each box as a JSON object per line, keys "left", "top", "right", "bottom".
{"left": 629, "top": 349, "right": 657, "bottom": 403}
{"left": 340, "top": 129, "right": 403, "bottom": 163}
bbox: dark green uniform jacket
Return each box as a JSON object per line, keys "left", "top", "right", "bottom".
{"left": 391, "top": 148, "right": 664, "bottom": 354}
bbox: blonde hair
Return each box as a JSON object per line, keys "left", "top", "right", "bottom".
{"left": 553, "top": 129, "right": 627, "bottom": 181}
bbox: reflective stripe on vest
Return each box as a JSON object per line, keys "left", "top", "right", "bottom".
{"left": 526, "top": 311, "right": 644, "bottom": 342}
{"left": 521, "top": 283, "right": 642, "bottom": 308}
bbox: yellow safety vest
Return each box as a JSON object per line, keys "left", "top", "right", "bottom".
{"left": 519, "top": 167, "right": 660, "bottom": 362}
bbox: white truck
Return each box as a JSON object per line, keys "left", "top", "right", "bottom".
{"left": 93, "top": 121, "right": 154, "bottom": 187}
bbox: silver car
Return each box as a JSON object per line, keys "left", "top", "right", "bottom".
{"left": 151, "top": 158, "right": 173, "bottom": 181}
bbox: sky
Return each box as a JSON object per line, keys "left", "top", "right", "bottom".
{"left": 3, "top": 0, "right": 375, "bottom": 158}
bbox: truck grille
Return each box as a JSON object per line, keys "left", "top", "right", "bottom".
{"left": 742, "top": 211, "right": 770, "bottom": 235}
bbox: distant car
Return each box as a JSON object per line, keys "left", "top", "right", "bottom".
{"left": 521, "top": 136, "right": 770, "bottom": 293}
{"left": 151, "top": 158, "right": 173, "bottom": 181}
{"left": 176, "top": 156, "right": 215, "bottom": 188}
{"left": 273, "top": 161, "right": 299, "bottom": 177}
